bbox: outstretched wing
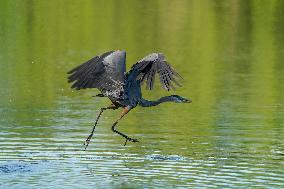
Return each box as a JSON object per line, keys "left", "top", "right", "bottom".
{"left": 128, "top": 53, "right": 182, "bottom": 91}
{"left": 67, "top": 50, "right": 126, "bottom": 98}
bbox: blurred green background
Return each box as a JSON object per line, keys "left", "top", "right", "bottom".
{"left": 0, "top": 0, "right": 283, "bottom": 188}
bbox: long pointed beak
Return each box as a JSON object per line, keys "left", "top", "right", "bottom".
{"left": 184, "top": 99, "right": 192, "bottom": 103}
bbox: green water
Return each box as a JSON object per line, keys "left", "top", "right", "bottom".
{"left": 0, "top": 0, "right": 284, "bottom": 188}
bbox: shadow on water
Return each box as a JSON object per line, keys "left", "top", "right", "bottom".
{"left": 0, "top": 162, "right": 33, "bottom": 173}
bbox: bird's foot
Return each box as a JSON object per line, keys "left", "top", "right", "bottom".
{"left": 84, "top": 134, "right": 93, "bottom": 150}
{"left": 124, "top": 137, "right": 139, "bottom": 146}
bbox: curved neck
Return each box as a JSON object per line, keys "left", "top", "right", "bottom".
{"left": 139, "top": 96, "right": 176, "bottom": 107}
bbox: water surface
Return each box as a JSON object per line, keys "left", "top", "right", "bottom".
{"left": 0, "top": 0, "right": 284, "bottom": 188}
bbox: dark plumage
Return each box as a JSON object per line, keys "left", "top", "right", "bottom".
{"left": 67, "top": 50, "right": 191, "bottom": 148}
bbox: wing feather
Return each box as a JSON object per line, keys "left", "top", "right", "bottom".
{"left": 127, "top": 53, "right": 182, "bottom": 91}
{"left": 67, "top": 50, "right": 126, "bottom": 99}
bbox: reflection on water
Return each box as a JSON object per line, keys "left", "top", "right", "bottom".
{"left": 0, "top": 0, "right": 284, "bottom": 188}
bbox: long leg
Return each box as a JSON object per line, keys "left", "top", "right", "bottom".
{"left": 84, "top": 104, "right": 118, "bottom": 150}
{"left": 111, "top": 107, "right": 139, "bottom": 146}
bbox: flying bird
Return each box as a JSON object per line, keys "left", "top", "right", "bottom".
{"left": 67, "top": 50, "right": 191, "bottom": 148}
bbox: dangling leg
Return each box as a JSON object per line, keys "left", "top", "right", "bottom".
{"left": 84, "top": 104, "right": 118, "bottom": 150}
{"left": 111, "top": 106, "right": 139, "bottom": 146}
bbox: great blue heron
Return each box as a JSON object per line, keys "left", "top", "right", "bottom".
{"left": 67, "top": 50, "right": 191, "bottom": 148}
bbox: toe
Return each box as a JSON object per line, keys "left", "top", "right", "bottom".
{"left": 132, "top": 138, "right": 139, "bottom": 142}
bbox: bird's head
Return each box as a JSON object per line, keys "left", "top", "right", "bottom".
{"left": 169, "top": 95, "right": 192, "bottom": 103}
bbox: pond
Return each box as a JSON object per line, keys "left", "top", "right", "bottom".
{"left": 0, "top": 0, "right": 283, "bottom": 188}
